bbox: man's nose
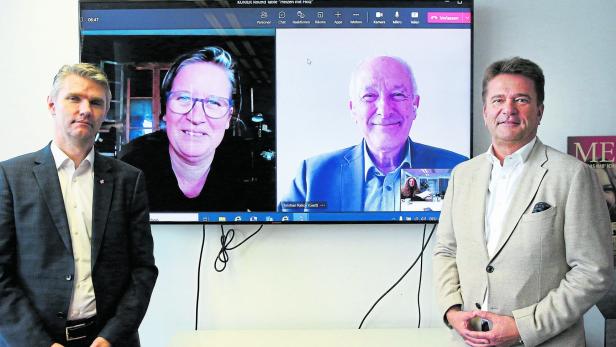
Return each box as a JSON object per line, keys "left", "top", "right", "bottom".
{"left": 501, "top": 99, "right": 518, "bottom": 115}
{"left": 376, "top": 96, "right": 393, "bottom": 117}
{"left": 185, "top": 100, "right": 208, "bottom": 124}
{"left": 79, "top": 100, "right": 93, "bottom": 116}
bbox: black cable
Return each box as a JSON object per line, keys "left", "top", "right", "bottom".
{"left": 195, "top": 223, "right": 264, "bottom": 329}
{"left": 417, "top": 224, "right": 427, "bottom": 328}
{"left": 358, "top": 223, "right": 437, "bottom": 329}
{"left": 195, "top": 223, "right": 206, "bottom": 330}
{"left": 215, "top": 224, "right": 264, "bottom": 272}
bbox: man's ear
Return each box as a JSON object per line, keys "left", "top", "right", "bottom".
{"left": 47, "top": 95, "right": 56, "bottom": 116}
{"left": 413, "top": 95, "right": 420, "bottom": 109}
{"left": 410, "top": 95, "right": 420, "bottom": 120}
{"left": 537, "top": 103, "right": 544, "bottom": 124}
{"left": 349, "top": 100, "right": 358, "bottom": 124}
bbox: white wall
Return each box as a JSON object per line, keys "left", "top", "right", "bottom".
{"left": 1, "top": 1, "right": 615, "bottom": 347}
{"left": 149, "top": 224, "right": 437, "bottom": 333}
{"left": 0, "top": 0, "right": 77, "bottom": 157}
{"left": 472, "top": 1, "right": 616, "bottom": 155}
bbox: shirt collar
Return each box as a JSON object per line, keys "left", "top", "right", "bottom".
{"left": 486, "top": 137, "right": 537, "bottom": 167}
{"left": 363, "top": 139, "right": 412, "bottom": 180}
{"left": 50, "top": 141, "right": 95, "bottom": 170}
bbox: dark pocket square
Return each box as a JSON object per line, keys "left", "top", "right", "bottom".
{"left": 532, "top": 202, "right": 551, "bottom": 213}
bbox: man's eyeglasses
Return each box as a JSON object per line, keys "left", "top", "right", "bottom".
{"left": 166, "top": 91, "right": 233, "bottom": 119}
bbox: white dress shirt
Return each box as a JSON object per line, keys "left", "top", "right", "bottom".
{"left": 482, "top": 137, "right": 537, "bottom": 310}
{"left": 50, "top": 142, "right": 97, "bottom": 320}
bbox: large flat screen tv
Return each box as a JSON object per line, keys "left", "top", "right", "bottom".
{"left": 80, "top": 0, "right": 472, "bottom": 223}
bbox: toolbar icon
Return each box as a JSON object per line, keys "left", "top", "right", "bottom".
{"left": 317, "top": 11, "right": 324, "bottom": 19}
{"left": 278, "top": 11, "right": 286, "bottom": 19}
{"left": 297, "top": 10, "right": 306, "bottom": 19}
{"left": 376, "top": 11, "right": 384, "bottom": 18}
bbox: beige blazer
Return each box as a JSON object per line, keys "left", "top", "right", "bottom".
{"left": 433, "top": 139, "right": 613, "bottom": 347}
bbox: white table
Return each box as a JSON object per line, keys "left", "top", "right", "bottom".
{"left": 168, "top": 328, "right": 458, "bottom": 347}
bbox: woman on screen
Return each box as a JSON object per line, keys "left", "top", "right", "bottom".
{"left": 401, "top": 177, "right": 432, "bottom": 201}
{"left": 120, "top": 46, "right": 248, "bottom": 211}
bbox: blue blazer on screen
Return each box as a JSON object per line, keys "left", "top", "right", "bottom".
{"left": 0, "top": 145, "right": 158, "bottom": 347}
{"left": 279, "top": 138, "right": 468, "bottom": 212}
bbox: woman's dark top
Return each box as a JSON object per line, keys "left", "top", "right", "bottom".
{"left": 119, "top": 130, "right": 249, "bottom": 212}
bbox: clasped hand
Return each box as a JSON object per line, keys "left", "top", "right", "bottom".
{"left": 446, "top": 308, "right": 521, "bottom": 347}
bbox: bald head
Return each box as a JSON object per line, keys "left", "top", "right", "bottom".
{"left": 349, "top": 56, "right": 418, "bottom": 99}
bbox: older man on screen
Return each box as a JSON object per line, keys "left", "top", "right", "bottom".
{"left": 280, "top": 56, "right": 467, "bottom": 212}
{"left": 0, "top": 63, "right": 157, "bottom": 347}
{"left": 433, "top": 57, "right": 613, "bottom": 346}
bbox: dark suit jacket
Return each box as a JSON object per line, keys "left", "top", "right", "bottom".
{"left": 279, "top": 138, "right": 468, "bottom": 211}
{"left": 0, "top": 145, "right": 158, "bottom": 347}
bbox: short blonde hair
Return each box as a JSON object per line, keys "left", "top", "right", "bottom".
{"left": 50, "top": 63, "right": 112, "bottom": 111}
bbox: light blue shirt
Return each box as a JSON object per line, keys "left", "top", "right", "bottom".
{"left": 363, "top": 140, "right": 412, "bottom": 211}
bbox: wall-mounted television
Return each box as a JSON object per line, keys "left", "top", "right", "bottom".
{"left": 80, "top": 0, "right": 473, "bottom": 223}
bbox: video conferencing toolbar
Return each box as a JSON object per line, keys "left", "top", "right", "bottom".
{"left": 81, "top": 8, "right": 471, "bottom": 31}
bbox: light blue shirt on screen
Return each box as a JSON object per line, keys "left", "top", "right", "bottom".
{"left": 363, "top": 140, "right": 411, "bottom": 211}
{"left": 279, "top": 137, "right": 468, "bottom": 212}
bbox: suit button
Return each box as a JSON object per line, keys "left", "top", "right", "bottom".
{"left": 65, "top": 274, "right": 73, "bottom": 281}
{"left": 56, "top": 312, "right": 65, "bottom": 319}
{"left": 486, "top": 265, "right": 494, "bottom": 273}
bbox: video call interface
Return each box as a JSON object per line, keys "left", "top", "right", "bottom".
{"left": 80, "top": 0, "right": 472, "bottom": 223}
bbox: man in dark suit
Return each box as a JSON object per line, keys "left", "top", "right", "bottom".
{"left": 0, "top": 63, "right": 158, "bottom": 347}
{"left": 279, "top": 56, "right": 467, "bottom": 212}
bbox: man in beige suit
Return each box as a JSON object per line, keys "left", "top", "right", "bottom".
{"left": 433, "top": 57, "right": 613, "bottom": 346}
